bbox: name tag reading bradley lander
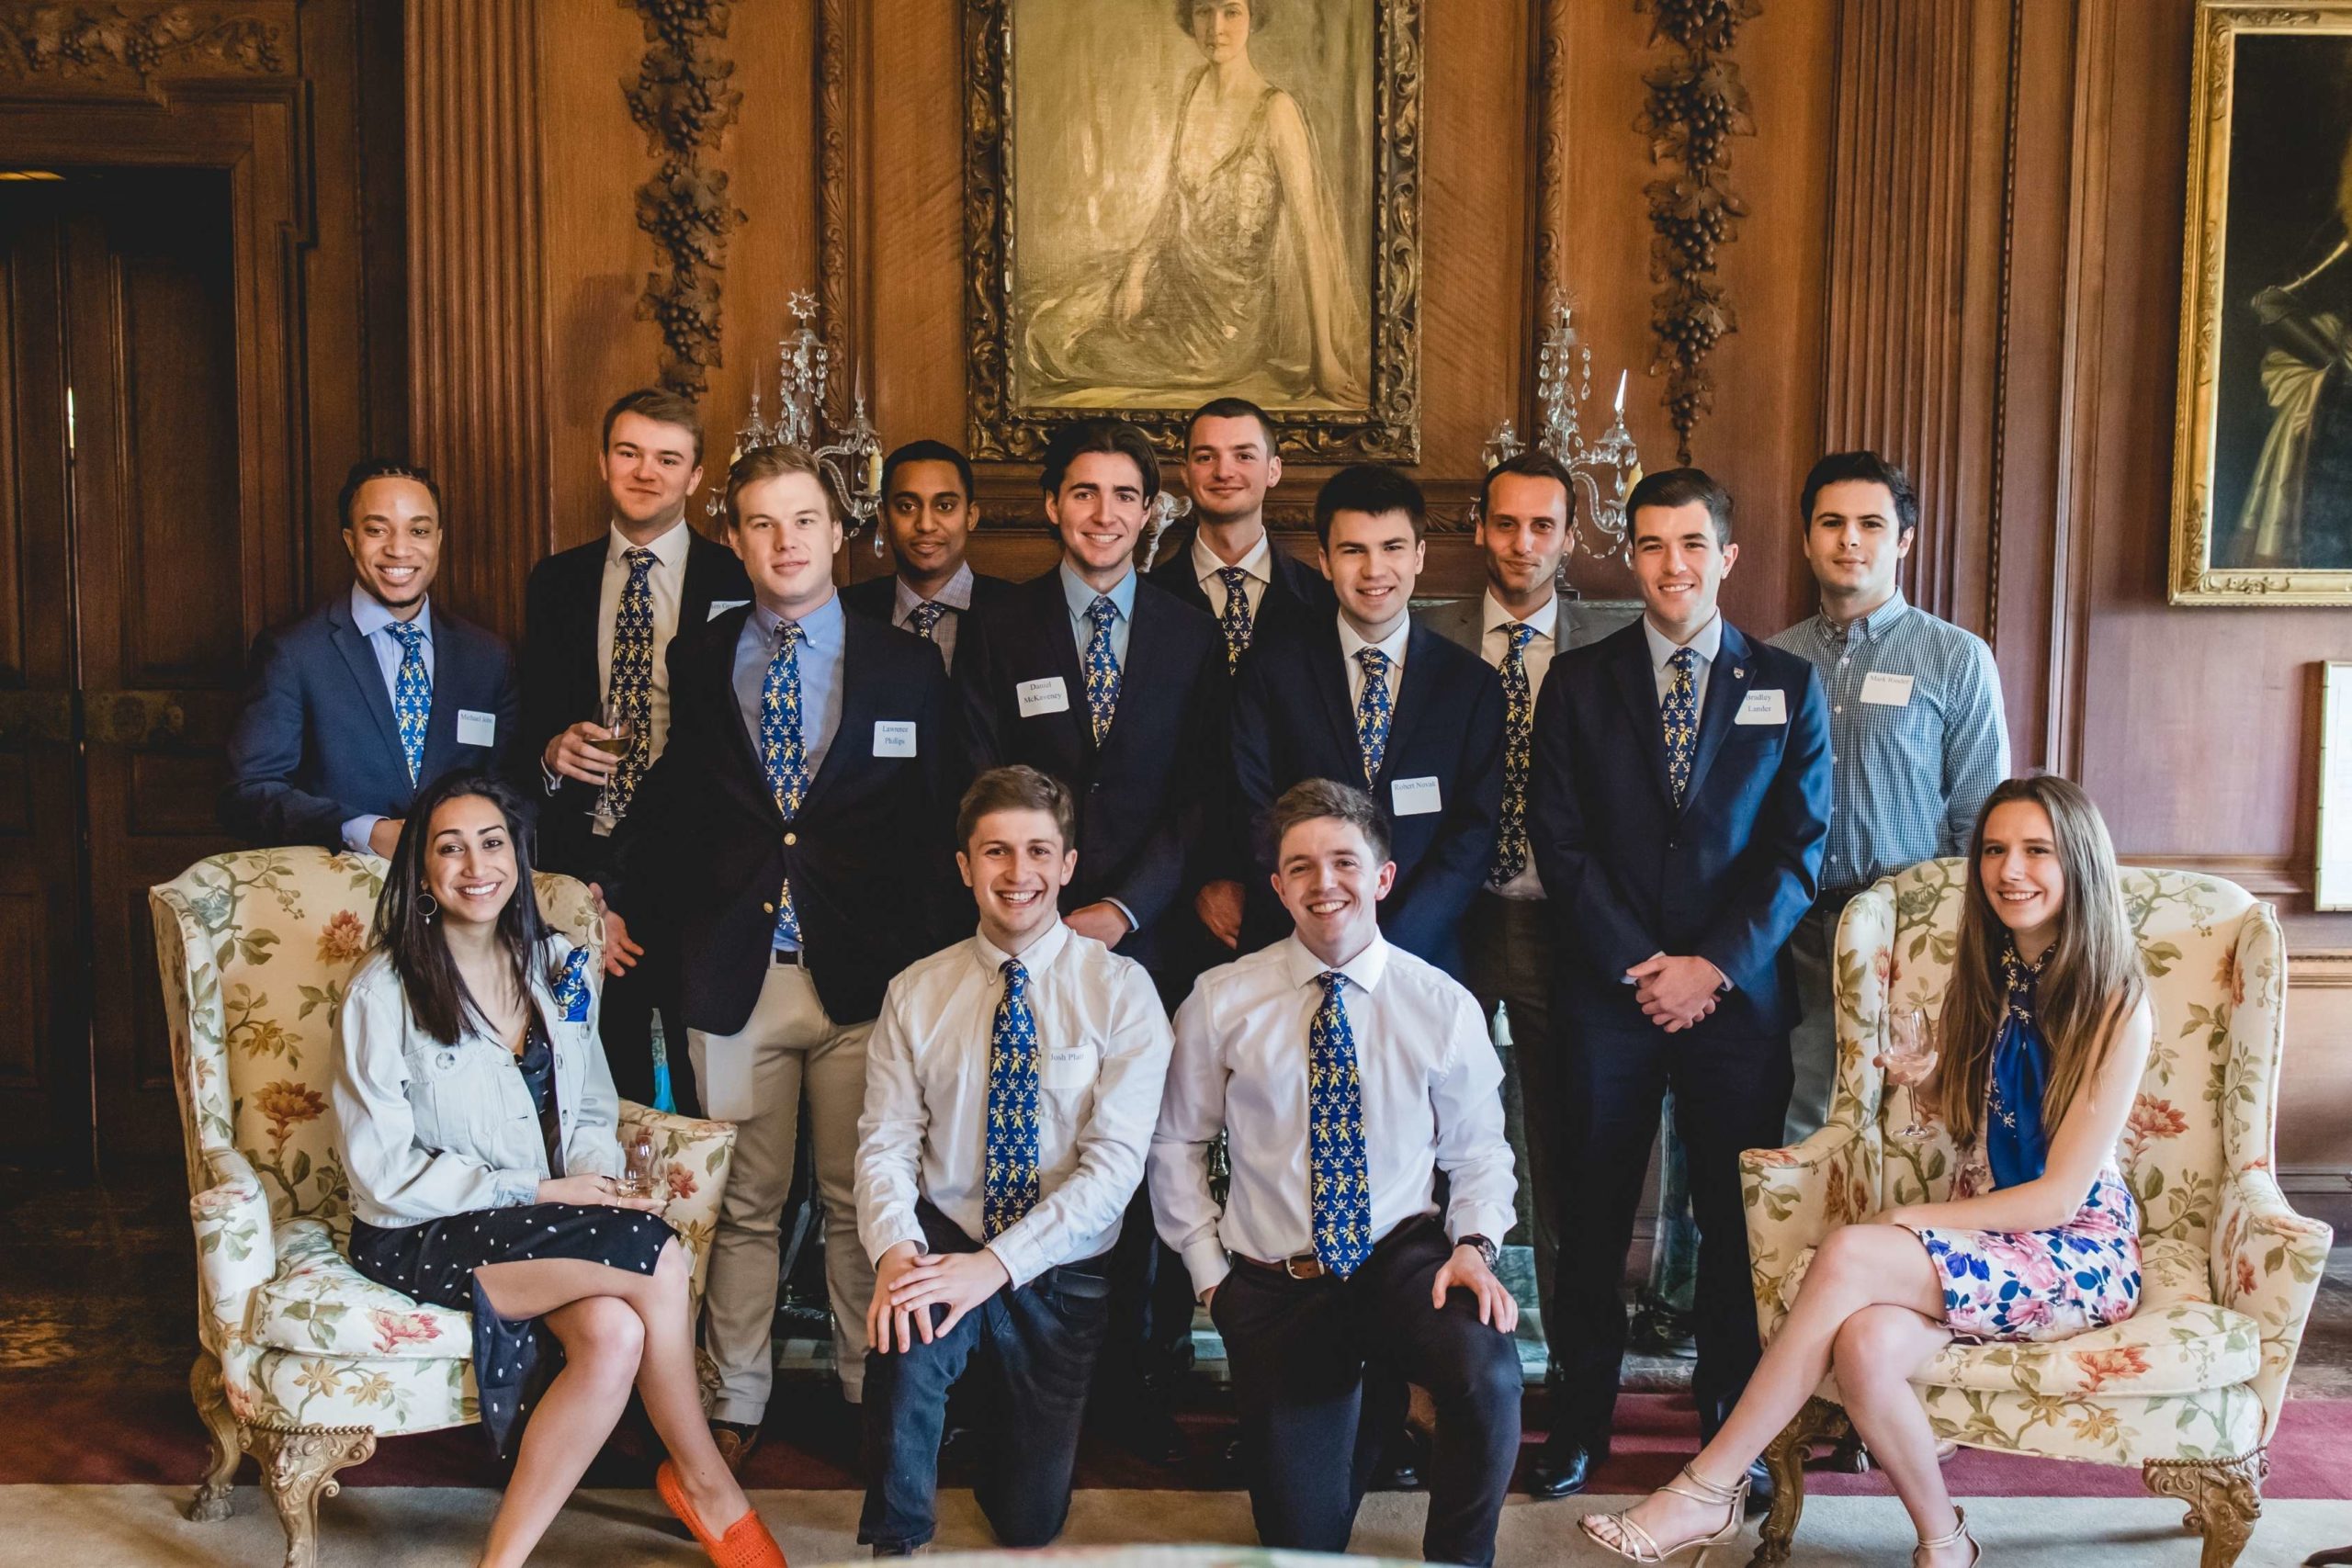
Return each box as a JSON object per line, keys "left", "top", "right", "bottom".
{"left": 1860, "top": 671, "right": 1916, "bottom": 707}
{"left": 457, "top": 709, "right": 497, "bottom": 747}
{"left": 1735, "top": 689, "right": 1787, "bottom": 726}
{"left": 1017, "top": 676, "right": 1071, "bottom": 717}
{"left": 1390, "top": 775, "right": 1442, "bottom": 816}
{"left": 872, "top": 720, "right": 917, "bottom": 758}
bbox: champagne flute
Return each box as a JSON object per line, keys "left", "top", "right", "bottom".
{"left": 617, "top": 1125, "right": 662, "bottom": 1201}
{"left": 588, "top": 697, "right": 636, "bottom": 831}
{"left": 1883, "top": 1006, "right": 1940, "bottom": 1142}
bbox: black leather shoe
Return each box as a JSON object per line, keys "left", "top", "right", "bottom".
{"left": 1370, "top": 1422, "right": 1426, "bottom": 1491}
{"left": 1525, "top": 1440, "right": 1600, "bottom": 1499}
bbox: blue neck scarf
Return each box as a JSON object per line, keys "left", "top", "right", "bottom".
{"left": 1985, "top": 937, "right": 2052, "bottom": 1189}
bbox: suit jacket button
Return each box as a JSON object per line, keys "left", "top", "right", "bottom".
{"left": 784, "top": 831, "right": 797, "bottom": 846}
{"left": 763, "top": 901, "right": 775, "bottom": 914}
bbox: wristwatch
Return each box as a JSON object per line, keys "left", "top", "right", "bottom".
{"left": 1458, "top": 1233, "right": 1498, "bottom": 1270}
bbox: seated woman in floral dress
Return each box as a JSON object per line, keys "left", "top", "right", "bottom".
{"left": 1581, "top": 773, "right": 2151, "bottom": 1567}
{"left": 331, "top": 770, "right": 785, "bottom": 1568}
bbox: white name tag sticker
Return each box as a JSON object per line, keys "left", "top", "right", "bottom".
{"left": 1041, "top": 1043, "right": 1096, "bottom": 1089}
{"left": 1736, "top": 689, "right": 1788, "bottom": 726}
{"left": 456, "top": 708, "right": 497, "bottom": 747}
{"left": 872, "top": 720, "right": 917, "bottom": 758}
{"left": 1390, "top": 775, "right": 1443, "bottom": 817}
{"left": 1017, "top": 676, "right": 1071, "bottom": 717}
{"left": 1860, "top": 671, "right": 1917, "bottom": 708}
{"left": 707, "top": 599, "right": 750, "bottom": 620}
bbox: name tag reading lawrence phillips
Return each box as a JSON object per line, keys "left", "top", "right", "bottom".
{"left": 1860, "top": 671, "right": 1916, "bottom": 707}
{"left": 1735, "top": 689, "right": 1787, "bottom": 726}
{"left": 1017, "top": 676, "right": 1071, "bottom": 717}
{"left": 457, "top": 708, "right": 497, "bottom": 747}
{"left": 1390, "top": 775, "right": 1443, "bottom": 816}
{"left": 872, "top": 720, "right": 917, "bottom": 758}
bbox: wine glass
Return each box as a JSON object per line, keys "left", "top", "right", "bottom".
{"left": 617, "top": 1125, "right": 662, "bottom": 1201}
{"left": 588, "top": 697, "right": 636, "bottom": 830}
{"left": 1883, "top": 1006, "right": 1940, "bottom": 1143}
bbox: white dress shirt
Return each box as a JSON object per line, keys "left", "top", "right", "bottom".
{"left": 890, "top": 560, "right": 977, "bottom": 671}
{"left": 1481, "top": 590, "right": 1557, "bottom": 900}
{"left": 1337, "top": 612, "right": 1412, "bottom": 710}
{"left": 1149, "top": 932, "right": 1516, "bottom": 1296}
{"left": 595, "top": 518, "right": 692, "bottom": 764}
{"left": 856, "top": 919, "right": 1173, "bottom": 1290}
{"left": 1643, "top": 609, "right": 1724, "bottom": 715}
{"left": 1192, "top": 530, "right": 1272, "bottom": 622}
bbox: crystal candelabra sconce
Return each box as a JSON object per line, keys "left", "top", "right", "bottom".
{"left": 708, "top": 290, "right": 888, "bottom": 553}
{"left": 1483, "top": 299, "right": 1643, "bottom": 569}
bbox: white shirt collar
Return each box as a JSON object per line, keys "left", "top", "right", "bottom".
{"left": 1482, "top": 590, "right": 1556, "bottom": 641}
{"left": 897, "top": 560, "right": 975, "bottom": 616}
{"left": 1281, "top": 930, "right": 1391, "bottom": 994}
{"left": 606, "top": 517, "right": 694, "bottom": 570}
{"left": 1192, "top": 529, "right": 1272, "bottom": 587}
{"left": 1337, "top": 611, "right": 1410, "bottom": 667}
{"left": 1644, "top": 610, "right": 1723, "bottom": 673}
{"left": 973, "top": 916, "right": 1072, "bottom": 981}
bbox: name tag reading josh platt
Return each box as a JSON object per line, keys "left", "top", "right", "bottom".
{"left": 1390, "top": 775, "right": 1442, "bottom": 816}
{"left": 872, "top": 720, "right": 917, "bottom": 758}
{"left": 1860, "top": 671, "right": 1916, "bottom": 707}
{"left": 457, "top": 708, "right": 497, "bottom": 747}
{"left": 1735, "top": 688, "right": 1787, "bottom": 726}
{"left": 1017, "top": 676, "right": 1071, "bottom": 717}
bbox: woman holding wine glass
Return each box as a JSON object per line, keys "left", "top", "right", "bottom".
{"left": 331, "top": 769, "right": 786, "bottom": 1568}
{"left": 1581, "top": 774, "right": 2151, "bottom": 1567}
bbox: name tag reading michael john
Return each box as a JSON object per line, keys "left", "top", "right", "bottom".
{"left": 1017, "top": 677, "right": 1070, "bottom": 717}
{"left": 1735, "top": 689, "right": 1787, "bottom": 726}
{"left": 872, "top": 721, "right": 917, "bottom": 757}
{"left": 1390, "top": 775, "right": 1442, "bottom": 816}
{"left": 457, "top": 709, "right": 497, "bottom": 747}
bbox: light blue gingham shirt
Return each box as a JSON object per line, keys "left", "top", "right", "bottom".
{"left": 1768, "top": 592, "right": 2010, "bottom": 895}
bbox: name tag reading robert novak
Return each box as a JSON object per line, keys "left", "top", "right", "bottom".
{"left": 872, "top": 720, "right": 917, "bottom": 758}
{"left": 1736, "top": 689, "right": 1787, "bottom": 726}
{"left": 1017, "top": 676, "right": 1070, "bottom": 718}
{"left": 457, "top": 708, "right": 497, "bottom": 747}
{"left": 1390, "top": 775, "right": 1442, "bottom": 816}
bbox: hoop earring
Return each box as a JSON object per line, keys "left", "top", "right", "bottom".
{"left": 414, "top": 893, "right": 439, "bottom": 919}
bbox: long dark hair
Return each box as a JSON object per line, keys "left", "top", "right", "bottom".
{"left": 1938, "top": 775, "right": 2145, "bottom": 1148}
{"left": 374, "top": 770, "right": 549, "bottom": 1046}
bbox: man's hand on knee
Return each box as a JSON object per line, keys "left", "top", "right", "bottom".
{"left": 885, "top": 1247, "right": 1011, "bottom": 1341}
{"left": 1431, "top": 1244, "right": 1520, "bottom": 1334}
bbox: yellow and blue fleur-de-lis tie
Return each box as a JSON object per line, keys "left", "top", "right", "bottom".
{"left": 906, "top": 598, "right": 948, "bottom": 655}
{"left": 1083, "top": 595, "right": 1121, "bottom": 745}
{"left": 1216, "top": 566, "right": 1253, "bottom": 672}
{"left": 1490, "top": 621, "right": 1539, "bottom": 885}
{"left": 1662, "top": 645, "right": 1699, "bottom": 807}
{"left": 388, "top": 620, "right": 431, "bottom": 784}
{"left": 759, "top": 620, "right": 809, "bottom": 947}
{"left": 1308, "top": 971, "right": 1372, "bottom": 1277}
{"left": 599, "top": 546, "right": 659, "bottom": 820}
{"left": 983, "top": 957, "right": 1042, "bottom": 1237}
{"left": 1354, "top": 647, "right": 1393, "bottom": 784}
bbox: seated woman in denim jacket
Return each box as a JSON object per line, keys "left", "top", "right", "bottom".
{"left": 331, "top": 769, "right": 785, "bottom": 1568}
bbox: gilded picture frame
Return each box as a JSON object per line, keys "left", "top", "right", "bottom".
{"left": 2172, "top": 0, "right": 2352, "bottom": 604}
{"left": 965, "top": 0, "right": 1423, "bottom": 464}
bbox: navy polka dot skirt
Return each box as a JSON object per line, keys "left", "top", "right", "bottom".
{"left": 349, "top": 1201, "right": 674, "bottom": 1458}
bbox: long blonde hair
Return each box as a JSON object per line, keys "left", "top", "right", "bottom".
{"left": 1937, "top": 776, "right": 2144, "bottom": 1150}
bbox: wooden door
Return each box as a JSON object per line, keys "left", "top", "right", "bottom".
{"left": 0, "top": 169, "right": 248, "bottom": 1168}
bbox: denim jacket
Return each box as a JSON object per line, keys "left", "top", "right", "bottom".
{"left": 331, "top": 937, "right": 625, "bottom": 1227}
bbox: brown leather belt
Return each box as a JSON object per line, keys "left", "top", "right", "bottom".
{"left": 1231, "top": 1250, "right": 1330, "bottom": 1280}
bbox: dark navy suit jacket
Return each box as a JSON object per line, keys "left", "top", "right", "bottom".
{"left": 1144, "top": 525, "right": 1335, "bottom": 657}
{"left": 220, "top": 593, "right": 519, "bottom": 850}
{"left": 1527, "top": 617, "right": 1832, "bottom": 1036}
{"left": 1229, "top": 614, "right": 1506, "bottom": 976}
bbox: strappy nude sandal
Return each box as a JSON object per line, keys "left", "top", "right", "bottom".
{"left": 1914, "top": 1507, "right": 1980, "bottom": 1567}
{"left": 1578, "top": 1461, "right": 1747, "bottom": 1562}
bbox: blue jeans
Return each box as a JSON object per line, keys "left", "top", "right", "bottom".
{"left": 857, "top": 1204, "right": 1112, "bottom": 1551}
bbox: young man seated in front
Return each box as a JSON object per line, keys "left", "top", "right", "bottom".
{"left": 854, "top": 764, "right": 1174, "bottom": 1556}
{"left": 1149, "top": 778, "right": 1523, "bottom": 1568}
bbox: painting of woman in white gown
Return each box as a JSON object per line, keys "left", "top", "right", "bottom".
{"left": 1012, "top": 0, "right": 1373, "bottom": 412}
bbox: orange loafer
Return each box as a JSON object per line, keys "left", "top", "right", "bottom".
{"left": 657, "top": 1459, "right": 788, "bottom": 1568}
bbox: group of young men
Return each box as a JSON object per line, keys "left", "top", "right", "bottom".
{"left": 220, "top": 386, "right": 2008, "bottom": 1566}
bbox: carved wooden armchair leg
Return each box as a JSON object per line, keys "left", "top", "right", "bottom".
{"left": 185, "top": 1351, "right": 242, "bottom": 1523}
{"left": 1747, "top": 1396, "right": 1850, "bottom": 1568}
{"left": 2143, "top": 1450, "right": 2269, "bottom": 1568}
{"left": 243, "top": 1424, "right": 379, "bottom": 1568}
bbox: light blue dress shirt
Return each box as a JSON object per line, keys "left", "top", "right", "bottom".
{"left": 1057, "top": 560, "right": 1135, "bottom": 670}
{"left": 341, "top": 586, "right": 436, "bottom": 855}
{"left": 732, "top": 592, "right": 847, "bottom": 803}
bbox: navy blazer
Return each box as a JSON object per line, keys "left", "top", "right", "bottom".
{"left": 515, "top": 526, "right": 752, "bottom": 879}
{"left": 839, "top": 568, "right": 1016, "bottom": 672}
{"left": 1527, "top": 617, "right": 1831, "bottom": 1035}
{"left": 956, "top": 569, "right": 1228, "bottom": 978}
{"left": 220, "top": 594, "right": 519, "bottom": 850}
{"left": 1144, "top": 525, "right": 1335, "bottom": 659}
{"left": 1229, "top": 614, "right": 1506, "bottom": 976}
{"left": 606, "top": 602, "right": 962, "bottom": 1033}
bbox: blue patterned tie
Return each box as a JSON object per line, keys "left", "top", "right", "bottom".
{"left": 1215, "top": 566, "right": 1253, "bottom": 672}
{"left": 906, "top": 599, "right": 948, "bottom": 652}
{"left": 1307, "top": 971, "right": 1372, "bottom": 1278}
{"left": 387, "top": 620, "right": 430, "bottom": 784}
{"left": 600, "top": 547, "right": 659, "bottom": 820}
{"left": 1082, "top": 595, "right": 1121, "bottom": 745}
{"left": 759, "top": 621, "right": 809, "bottom": 948}
{"left": 1490, "top": 621, "right": 1538, "bottom": 884}
{"left": 983, "top": 957, "right": 1042, "bottom": 1238}
{"left": 1354, "top": 647, "right": 1393, "bottom": 784}
{"left": 1662, "top": 646, "right": 1699, "bottom": 807}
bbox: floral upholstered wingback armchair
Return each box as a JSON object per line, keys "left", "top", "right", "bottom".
{"left": 152, "top": 848, "right": 737, "bottom": 1568}
{"left": 1740, "top": 861, "right": 2333, "bottom": 1568}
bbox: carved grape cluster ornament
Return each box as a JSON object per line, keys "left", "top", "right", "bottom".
{"left": 623, "top": 0, "right": 745, "bottom": 399}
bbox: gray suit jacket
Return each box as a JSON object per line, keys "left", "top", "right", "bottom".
{"left": 1419, "top": 592, "right": 1634, "bottom": 662}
